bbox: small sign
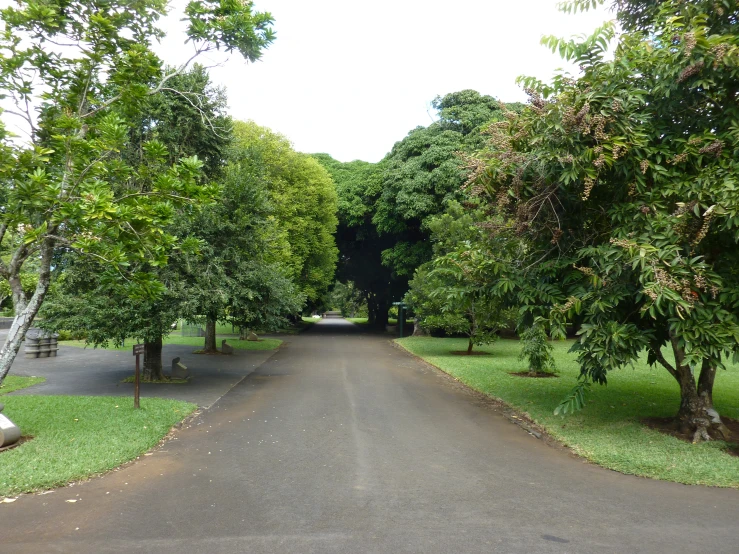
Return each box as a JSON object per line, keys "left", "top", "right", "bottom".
{"left": 132, "top": 344, "right": 145, "bottom": 356}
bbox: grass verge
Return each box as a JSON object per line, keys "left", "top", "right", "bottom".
{"left": 345, "top": 317, "right": 368, "bottom": 324}
{"left": 0, "top": 395, "right": 196, "bottom": 497}
{"left": 61, "top": 335, "right": 282, "bottom": 352}
{"left": 396, "top": 337, "right": 739, "bottom": 488}
{"left": 346, "top": 317, "right": 409, "bottom": 326}
{"left": 0, "top": 375, "right": 45, "bottom": 396}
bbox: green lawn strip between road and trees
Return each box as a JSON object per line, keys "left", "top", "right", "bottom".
{"left": 345, "top": 318, "right": 404, "bottom": 326}
{"left": 60, "top": 336, "right": 282, "bottom": 352}
{"left": 0, "top": 376, "right": 45, "bottom": 396}
{"left": 396, "top": 337, "right": 739, "bottom": 488}
{"left": 345, "top": 318, "right": 369, "bottom": 325}
{"left": 0, "top": 395, "right": 196, "bottom": 497}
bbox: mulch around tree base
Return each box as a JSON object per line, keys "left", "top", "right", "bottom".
{"left": 0, "top": 436, "right": 33, "bottom": 454}
{"left": 643, "top": 416, "right": 739, "bottom": 456}
{"left": 450, "top": 351, "right": 492, "bottom": 356}
{"left": 510, "top": 371, "right": 559, "bottom": 378}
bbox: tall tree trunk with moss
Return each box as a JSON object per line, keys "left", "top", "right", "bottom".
{"left": 203, "top": 316, "right": 217, "bottom": 352}
{"left": 144, "top": 335, "right": 163, "bottom": 381}
{"left": 0, "top": 240, "right": 54, "bottom": 386}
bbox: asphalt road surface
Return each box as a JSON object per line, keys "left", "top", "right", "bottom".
{"left": 2, "top": 318, "right": 738, "bottom": 553}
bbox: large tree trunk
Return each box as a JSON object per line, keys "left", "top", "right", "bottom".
{"left": 366, "top": 290, "right": 390, "bottom": 328}
{"left": 143, "top": 335, "right": 163, "bottom": 381}
{"left": 374, "top": 303, "right": 389, "bottom": 328}
{"left": 466, "top": 338, "right": 474, "bottom": 355}
{"left": 203, "top": 317, "right": 217, "bottom": 352}
{"left": 0, "top": 240, "right": 54, "bottom": 386}
{"left": 669, "top": 339, "right": 730, "bottom": 442}
{"left": 367, "top": 294, "right": 377, "bottom": 325}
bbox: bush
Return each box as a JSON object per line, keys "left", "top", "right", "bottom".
{"left": 56, "top": 329, "right": 88, "bottom": 341}
{"left": 518, "top": 324, "right": 556, "bottom": 374}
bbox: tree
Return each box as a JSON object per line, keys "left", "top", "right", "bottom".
{"left": 175, "top": 155, "right": 304, "bottom": 353}
{"left": 325, "top": 281, "right": 367, "bottom": 318}
{"left": 233, "top": 122, "right": 339, "bottom": 310}
{"left": 406, "top": 202, "right": 516, "bottom": 354}
{"left": 41, "top": 256, "right": 188, "bottom": 379}
{"left": 408, "top": 261, "right": 509, "bottom": 354}
{"left": 316, "top": 92, "right": 520, "bottom": 327}
{"left": 473, "top": 0, "right": 739, "bottom": 441}
{"left": 0, "top": 0, "right": 274, "bottom": 385}
{"left": 41, "top": 63, "right": 237, "bottom": 378}
{"left": 374, "top": 90, "right": 514, "bottom": 279}
{"left": 518, "top": 321, "right": 557, "bottom": 375}
{"left": 313, "top": 154, "right": 402, "bottom": 327}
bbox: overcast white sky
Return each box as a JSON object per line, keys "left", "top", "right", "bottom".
{"left": 157, "top": 1, "right": 613, "bottom": 163}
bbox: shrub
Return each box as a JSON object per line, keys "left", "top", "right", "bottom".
{"left": 518, "top": 324, "right": 556, "bottom": 374}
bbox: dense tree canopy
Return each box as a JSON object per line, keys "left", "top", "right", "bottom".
{"left": 175, "top": 154, "right": 304, "bottom": 352}
{"left": 316, "top": 91, "right": 519, "bottom": 326}
{"left": 407, "top": 202, "right": 518, "bottom": 353}
{"left": 42, "top": 64, "right": 248, "bottom": 375}
{"left": 0, "top": 0, "right": 275, "bottom": 384}
{"left": 233, "top": 122, "right": 338, "bottom": 308}
{"left": 312, "top": 154, "right": 400, "bottom": 325}
{"left": 470, "top": 0, "right": 739, "bottom": 440}
{"left": 374, "top": 90, "right": 515, "bottom": 277}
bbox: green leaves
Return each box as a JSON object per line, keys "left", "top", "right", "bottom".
{"left": 184, "top": 0, "right": 275, "bottom": 61}
{"left": 233, "top": 121, "right": 338, "bottom": 304}
{"left": 519, "top": 321, "right": 557, "bottom": 374}
{"left": 554, "top": 379, "right": 591, "bottom": 415}
{"left": 471, "top": 0, "right": 739, "bottom": 402}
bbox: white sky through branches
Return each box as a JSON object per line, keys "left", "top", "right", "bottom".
{"left": 113, "top": 2, "right": 616, "bottom": 162}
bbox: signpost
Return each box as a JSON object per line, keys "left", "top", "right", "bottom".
{"left": 392, "top": 301, "right": 408, "bottom": 338}
{"left": 132, "top": 344, "right": 144, "bottom": 409}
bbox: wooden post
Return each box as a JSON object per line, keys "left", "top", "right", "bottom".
{"left": 133, "top": 344, "right": 144, "bottom": 409}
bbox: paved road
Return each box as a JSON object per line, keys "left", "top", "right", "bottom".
{"left": 2, "top": 318, "right": 738, "bottom": 553}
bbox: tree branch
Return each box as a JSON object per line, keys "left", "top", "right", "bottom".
{"left": 649, "top": 344, "right": 677, "bottom": 379}
{"left": 159, "top": 87, "right": 229, "bottom": 139}
{"left": 148, "top": 46, "right": 208, "bottom": 96}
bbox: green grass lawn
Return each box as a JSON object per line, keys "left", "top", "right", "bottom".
{"left": 0, "top": 395, "right": 196, "bottom": 497}
{"left": 345, "top": 317, "right": 368, "bottom": 324}
{"left": 61, "top": 335, "right": 282, "bottom": 352}
{"left": 0, "top": 375, "right": 45, "bottom": 396}
{"left": 275, "top": 318, "right": 315, "bottom": 334}
{"left": 346, "top": 317, "right": 411, "bottom": 326}
{"left": 397, "top": 337, "right": 739, "bottom": 488}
